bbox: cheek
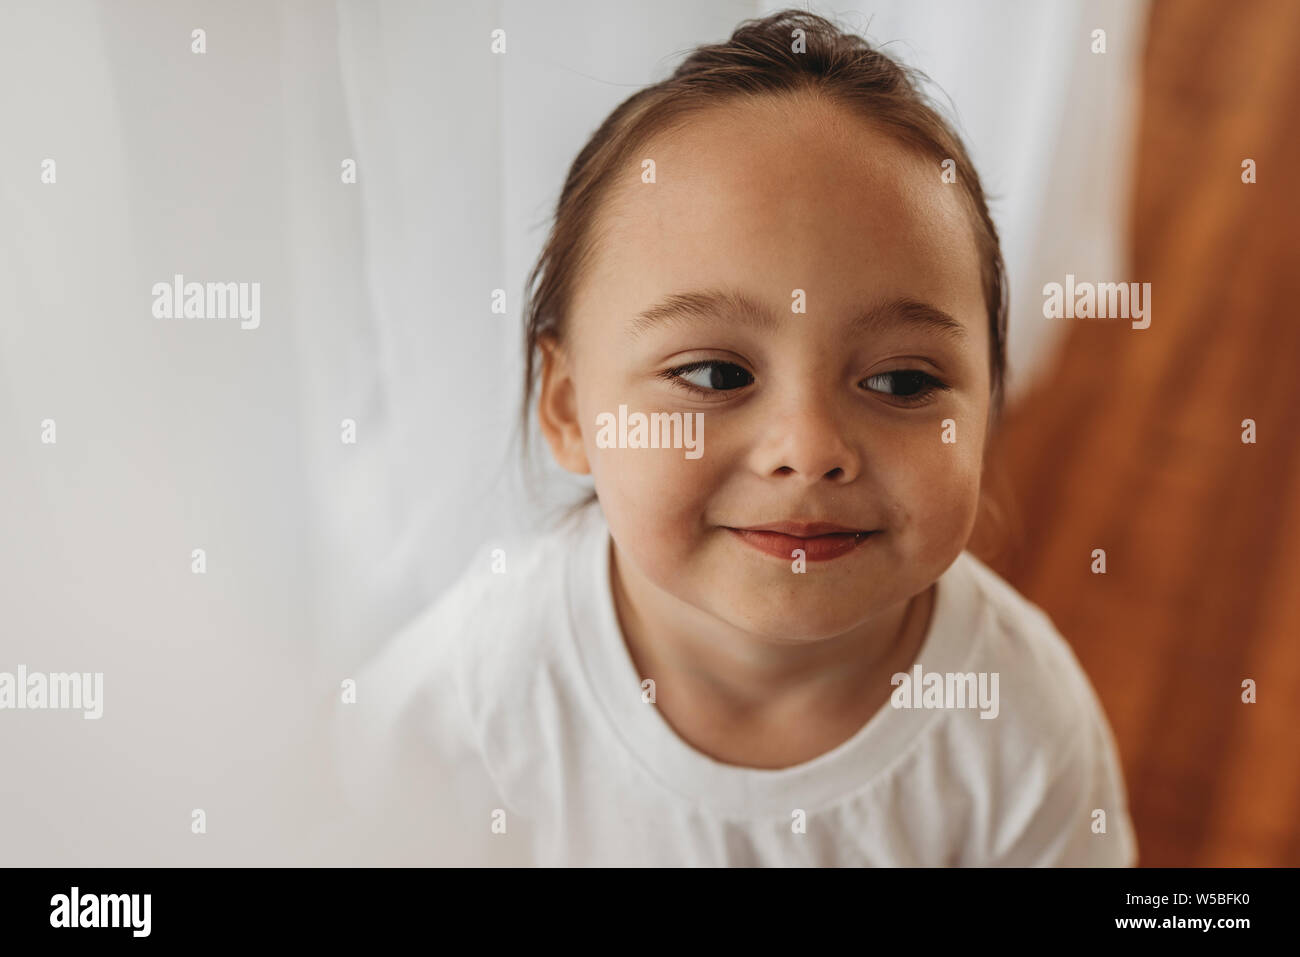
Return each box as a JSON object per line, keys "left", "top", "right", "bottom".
{"left": 586, "top": 422, "right": 713, "bottom": 504}
{"left": 580, "top": 386, "right": 723, "bottom": 518}
{"left": 572, "top": 360, "right": 726, "bottom": 581}
{"left": 586, "top": 443, "right": 718, "bottom": 573}
{"left": 885, "top": 421, "right": 985, "bottom": 564}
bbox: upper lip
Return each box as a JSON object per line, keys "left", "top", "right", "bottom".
{"left": 732, "top": 521, "right": 873, "bottom": 537}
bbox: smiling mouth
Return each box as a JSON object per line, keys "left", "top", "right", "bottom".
{"left": 725, "top": 525, "right": 878, "bottom": 562}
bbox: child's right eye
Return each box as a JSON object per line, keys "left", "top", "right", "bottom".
{"left": 661, "top": 360, "right": 755, "bottom": 395}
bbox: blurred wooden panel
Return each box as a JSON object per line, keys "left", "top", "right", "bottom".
{"left": 971, "top": 0, "right": 1300, "bottom": 866}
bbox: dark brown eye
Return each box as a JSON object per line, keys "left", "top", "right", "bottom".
{"left": 668, "top": 361, "right": 754, "bottom": 392}
{"left": 862, "top": 370, "right": 950, "bottom": 404}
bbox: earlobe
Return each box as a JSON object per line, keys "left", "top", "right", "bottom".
{"left": 536, "top": 336, "right": 592, "bottom": 476}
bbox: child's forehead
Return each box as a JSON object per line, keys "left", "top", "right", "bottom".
{"left": 584, "top": 99, "right": 984, "bottom": 320}
{"left": 598, "top": 96, "right": 976, "bottom": 255}
{"left": 633, "top": 94, "right": 929, "bottom": 193}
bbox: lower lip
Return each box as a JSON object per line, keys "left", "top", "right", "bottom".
{"left": 727, "top": 528, "right": 877, "bottom": 562}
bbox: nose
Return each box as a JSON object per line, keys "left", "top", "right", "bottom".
{"left": 748, "top": 388, "right": 862, "bottom": 486}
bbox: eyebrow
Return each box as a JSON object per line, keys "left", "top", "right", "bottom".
{"left": 628, "top": 288, "right": 969, "bottom": 343}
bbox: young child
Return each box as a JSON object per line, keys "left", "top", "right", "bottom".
{"left": 338, "top": 9, "right": 1138, "bottom": 867}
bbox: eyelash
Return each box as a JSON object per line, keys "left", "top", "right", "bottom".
{"left": 659, "top": 360, "right": 951, "bottom": 406}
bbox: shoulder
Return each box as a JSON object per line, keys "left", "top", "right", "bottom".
{"left": 960, "top": 551, "right": 1100, "bottom": 733}
{"left": 335, "top": 512, "right": 588, "bottom": 796}
{"left": 445, "top": 510, "right": 597, "bottom": 717}
{"left": 357, "top": 502, "right": 604, "bottom": 737}
{"left": 934, "top": 552, "right": 1138, "bottom": 865}
{"left": 361, "top": 512, "right": 585, "bottom": 731}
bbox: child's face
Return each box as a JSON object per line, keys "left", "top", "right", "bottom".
{"left": 541, "top": 94, "right": 991, "bottom": 640}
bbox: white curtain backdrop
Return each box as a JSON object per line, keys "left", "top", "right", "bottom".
{"left": 0, "top": 0, "right": 1145, "bottom": 864}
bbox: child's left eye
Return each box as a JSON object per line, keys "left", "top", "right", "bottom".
{"left": 862, "top": 370, "right": 950, "bottom": 405}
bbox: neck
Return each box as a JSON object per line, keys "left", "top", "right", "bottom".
{"left": 608, "top": 537, "right": 934, "bottom": 764}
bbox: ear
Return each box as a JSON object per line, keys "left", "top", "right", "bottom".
{"left": 536, "top": 334, "right": 591, "bottom": 475}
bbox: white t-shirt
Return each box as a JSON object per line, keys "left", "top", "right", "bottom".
{"left": 335, "top": 502, "right": 1138, "bottom": 867}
